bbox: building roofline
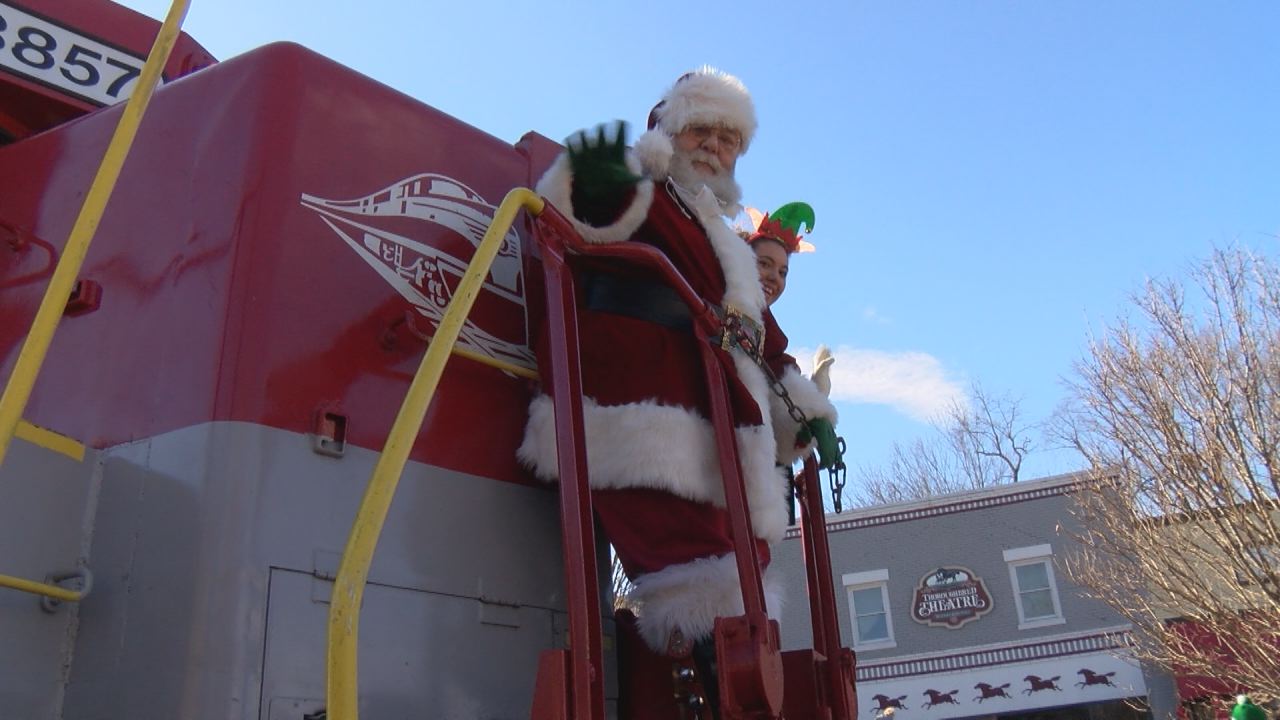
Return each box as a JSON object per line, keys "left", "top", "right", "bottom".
{"left": 855, "top": 625, "right": 1135, "bottom": 682}
{"left": 786, "top": 469, "right": 1093, "bottom": 538}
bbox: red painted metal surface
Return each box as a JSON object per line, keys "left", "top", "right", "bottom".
{"left": 700, "top": 341, "right": 784, "bottom": 718}
{"left": 795, "top": 459, "right": 859, "bottom": 719}
{"left": 0, "top": 41, "right": 561, "bottom": 485}
{"left": 63, "top": 278, "right": 102, "bottom": 316}
{"left": 781, "top": 649, "right": 826, "bottom": 720}
{"left": 1168, "top": 618, "right": 1270, "bottom": 701}
{"left": 715, "top": 612, "right": 785, "bottom": 719}
{"left": 700, "top": 345, "right": 770, "bottom": 621}
{"left": 529, "top": 650, "right": 571, "bottom": 720}
{"left": 532, "top": 204, "right": 606, "bottom": 720}
{"left": 0, "top": 0, "right": 216, "bottom": 142}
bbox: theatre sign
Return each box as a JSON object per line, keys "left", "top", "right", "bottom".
{"left": 912, "top": 566, "right": 994, "bottom": 629}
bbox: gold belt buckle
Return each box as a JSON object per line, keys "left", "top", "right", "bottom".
{"left": 718, "top": 304, "right": 764, "bottom": 363}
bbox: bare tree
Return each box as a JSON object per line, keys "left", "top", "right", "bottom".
{"left": 952, "top": 384, "right": 1031, "bottom": 483}
{"left": 851, "top": 384, "right": 1035, "bottom": 506}
{"left": 1055, "top": 247, "right": 1280, "bottom": 699}
{"left": 611, "top": 549, "right": 635, "bottom": 611}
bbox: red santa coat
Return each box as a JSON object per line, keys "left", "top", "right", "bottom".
{"left": 518, "top": 133, "right": 837, "bottom": 650}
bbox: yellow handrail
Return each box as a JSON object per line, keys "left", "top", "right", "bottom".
{"left": 15, "top": 420, "right": 85, "bottom": 462}
{"left": 0, "top": 0, "right": 191, "bottom": 468}
{"left": 0, "top": 574, "right": 80, "bottom": 602}
{"left": 326, "top": 187, "right": 545, "bottom": 720}
{"left": 0, "top": 570, "right": 88, "bottom": 604}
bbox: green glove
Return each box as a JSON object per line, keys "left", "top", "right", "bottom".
{"left": 798, "top": 417, "right": 842, "bottom": 470}
{"left": 567, "top": 121, "right": 642, "bottom": 227}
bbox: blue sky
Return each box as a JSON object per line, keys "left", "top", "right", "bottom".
{"left": 116, "top": 0, "right": 1280, "bottom": 483}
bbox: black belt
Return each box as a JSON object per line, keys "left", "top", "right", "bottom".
{"left": 581, "top": 272, "right": 765, "bottom": 363}
{"left": 582, "top": 272, "right": 693, "bottom": 331}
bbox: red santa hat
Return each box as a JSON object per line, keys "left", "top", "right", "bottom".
{"left": 635, "top": 67, "right": 756, "bottom": 178}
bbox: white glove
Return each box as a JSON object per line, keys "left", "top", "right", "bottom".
{"left": 811, "top": 345, "right": 835, "bottom": 397}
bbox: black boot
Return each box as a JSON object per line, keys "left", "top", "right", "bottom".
{"left": 691, "top": 638, "right": 722, "bottom": 720}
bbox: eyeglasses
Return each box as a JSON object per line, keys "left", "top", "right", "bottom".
{"left": 682, "top": 124, "right": 743, "bottom": 154}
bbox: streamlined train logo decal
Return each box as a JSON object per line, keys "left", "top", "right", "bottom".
{"left": 301, "top": 173, "right": 535, "bottom": 371}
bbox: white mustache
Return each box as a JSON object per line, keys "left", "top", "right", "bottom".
{"left": 688, "top": 150, "right": 724, "bottom": 173}
{"left": 668, "top": 147, "right": 743, "bottom": 208}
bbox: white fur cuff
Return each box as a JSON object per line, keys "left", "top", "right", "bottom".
{"left": 629, "top": 553, "right": 784, "bottom": 652}
{"left": 770, "top": 365, "right": 840, "bottom": 465}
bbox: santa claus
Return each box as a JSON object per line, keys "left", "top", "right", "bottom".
{"left": 518, "top": 68, "right": 840, "bottom": 662}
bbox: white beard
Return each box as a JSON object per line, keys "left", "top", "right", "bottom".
{"left": 668, "top": 148, "right": 742, "bottom": 211}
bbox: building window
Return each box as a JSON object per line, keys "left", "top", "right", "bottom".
{"left": 843, "top": 569, "right": 896, "bottom": 650}
{"left": 1003, "top": 544, "right": 1065, "bottom": 629}
{"left": 1235, "top": 544, "right": 1279, "bottom": 586}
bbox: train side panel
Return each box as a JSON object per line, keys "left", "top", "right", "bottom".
{"left": 0, "top": 41, "right": 602, "bottom": 719}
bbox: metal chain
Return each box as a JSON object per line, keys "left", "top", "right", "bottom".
{"left": 749, "top": 339, "right": 847, "bottom": 514}
{"left": 828, "top": 439, "right": 847, "bottom": 514}
{"left": 766, "top": 364, "right": 811, "bottom": 427}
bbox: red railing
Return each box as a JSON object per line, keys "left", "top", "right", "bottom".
{"left": 794, "top": 458, "right": 859, "bottom": 719}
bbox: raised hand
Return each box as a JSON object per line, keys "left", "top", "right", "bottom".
{"left": 567, "top": 121, "right": 641, "bottom": 226}
{"left": 811, "top": 345, "right": 835, "bottom": 397}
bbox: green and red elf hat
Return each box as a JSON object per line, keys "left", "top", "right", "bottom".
{"left": 745, "top": 202, "right": 816, "bottom": 254}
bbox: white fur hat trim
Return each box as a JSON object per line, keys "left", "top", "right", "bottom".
{"left": 648, "top": 66, "right": 756, "bottom": 153}
{"left": 633, "top": 129, "right": 674, "bottom": 179}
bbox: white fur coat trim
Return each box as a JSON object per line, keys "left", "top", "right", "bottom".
{"left": 628, "top": 552, "right": 783, "bottom": 652}
{"left": 770, "top": 365, "right": 841, "bottom": 465}
{"left": 535, "top": 151, "right": 654, "bottom": 245}
{"left": 693, "top": 190, "right": 767, "bottom": 323}
{"left": 517, "top": 395, "right": 789, "bottom": 543}
{"left": 724, "top": 349, "right": 789, "bottom": 542}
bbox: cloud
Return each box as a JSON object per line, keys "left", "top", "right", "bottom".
{"left": 792, "top": 345, "right": 967, "bottom": 422}
{"left": 861, "top": 306, "right": 891, "bottom": 325}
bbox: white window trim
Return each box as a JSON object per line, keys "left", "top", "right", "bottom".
{"left": 1004, "top": 546, "right": 1065, "bottom": 630}
{"left": 842, "top": 569, "right": 889, "bottom": 586}
{"left": 843, "top": 569, "right": 896, "bottom": 651}
{"left": 1002, "top": 544, "right": 1053, "bottom": 563}
{"left": 1235, "top": 544, "right": 1280, "bottom": 586}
